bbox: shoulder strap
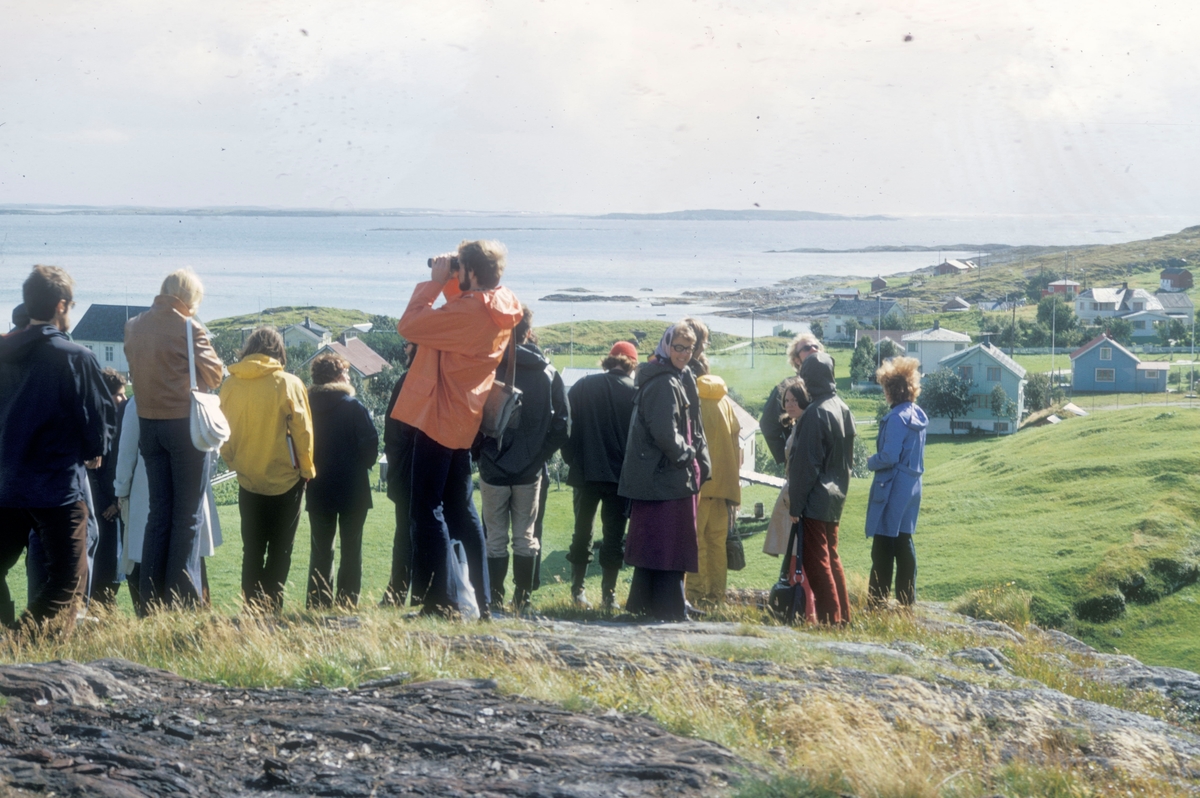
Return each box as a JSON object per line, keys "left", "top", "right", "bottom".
{"left": 185, "top": 317, "right": 198, "bottom": 391}
{"left": 504, "top": 332, "right": 517, "bottom": 386}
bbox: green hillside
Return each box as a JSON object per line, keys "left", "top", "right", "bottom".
{"left": 909, "top": 407, "right": 1200, "bottom": 668}
{"left": 876, "top": 224, "right": 1200, "bottom": 312}
{"left": 204, "top": 305, "right": 373, "bottom": 339}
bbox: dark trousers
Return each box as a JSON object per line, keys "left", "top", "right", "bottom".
{"left": 306, "top": 508, "right": 367, "bottom": 609}
{"left": 139, "top": 417, "right": 207, "bottom": 611}
{"left": 0, "top": 503, "right": 89, "bottom": 629}
{"left": 90, "top": 513, "right": 121, "bottom": 607}
{"left": 384, "top": 495, "right": 414, "bottom": 606}
{"left": 409, "top": 429, "right": 488, "bottom": 616}
{"left": 626, "top": 567, "right": 686, "bottom": 622}
{"left": 868, "top": 533, "right": 917, "bottom": 606}
{"left": 801, "top": 518, "right": 852, "bottom": 625}
{"left": 567, "top": 482, "right": 629, "bottom": 572}
{"left": 240, "top": 480, "right": 304, "bottom": 612}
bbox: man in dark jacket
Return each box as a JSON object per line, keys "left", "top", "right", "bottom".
{"left": 761, "top": 333, "right": 823, "bottom": 464}
{"left": 88, "top": 368, "right": 128, "bottom": 607}
{"left": 0, "top": 265, "right": 116, "bottom": 631}
{"left": 788, "top": 350, "right": 854, "bottom": 625}
{"left": 477, "top": 307, "right": 569, "bottom": 613}
{"left": 381, "top": 343, "right": 418, "bottom": 608}
{"left": 562, "top": 341, "right": 637, "bottom": 609}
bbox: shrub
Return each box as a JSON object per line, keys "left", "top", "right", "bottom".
{"left": 1073, "top": 593, "right": 1126, "bottom": 623}
{"left": 950, "top": 583, "right": 1032, "bottom": 627}
{"left": 1029, "top": 594, "right": 1071, "bottom": 628}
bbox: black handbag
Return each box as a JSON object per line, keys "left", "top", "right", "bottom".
{"left": 767, "top": 522, "right": 806, "bottom": 624}
{"left": 725, "top": 502, "right": 746, "bottom": 572}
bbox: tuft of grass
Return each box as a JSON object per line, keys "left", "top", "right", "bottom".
{"left": 950, "top": 583, "right": 1033, "bottom": 628}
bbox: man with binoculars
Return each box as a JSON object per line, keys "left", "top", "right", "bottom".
{"left": 391, "top": 240, "right": 523, "bottom": 618}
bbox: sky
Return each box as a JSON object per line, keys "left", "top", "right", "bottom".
{"left": 2, "top": 0, "right": 1199, "bottom": 217}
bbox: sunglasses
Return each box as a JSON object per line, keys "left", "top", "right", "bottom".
{"left": 671, "top": 344, "right": 694, "bottom": 353}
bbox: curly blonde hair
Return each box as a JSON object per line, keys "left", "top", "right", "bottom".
{"left": 876, "top": 356, "right": 922, "bottom": 406}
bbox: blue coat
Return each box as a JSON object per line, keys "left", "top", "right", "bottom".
{"left": 865, "top": 401, "right": 927, "bottom": 538}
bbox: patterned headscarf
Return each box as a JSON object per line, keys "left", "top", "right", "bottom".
{"left": 651, "top": 325, "right": 678, "bottom": 365}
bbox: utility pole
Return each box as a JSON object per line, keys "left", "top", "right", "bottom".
{"left": 1011, "top": 297, "right": 1017, "bottom": 358}
{"left": 1051, "top": 295, "right": 1057, "bottom": 395}
{"left": 876, "top": 295, "right": 882, "bottom": 371}
{"left": 750, "top": 309, "right": 755, "bottom": 369}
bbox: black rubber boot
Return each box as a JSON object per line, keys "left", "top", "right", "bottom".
{"left": 511, "top": 555, "right": 536, "bottom": 614}
{"left": 601, "top": 568, "right": 620, "bottom": 612}
{"left": 570, "top": 561, "right": 591, "bottom": 608}
{"left": 487, "top": 556, "right": 509, "bottom": 608}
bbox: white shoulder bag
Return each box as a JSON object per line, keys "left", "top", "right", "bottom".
{"left": 187, "top": 318, "right": 231, "bottom": 452}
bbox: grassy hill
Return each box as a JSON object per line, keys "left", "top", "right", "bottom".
{"left": 908, "top": 407, "right": 1200, "bottom": 668}
{"left": 869, "top": 224, "right": 1200, "bottom": 314}
{"left": 204, "top": 305, "right": 373, "bottom": 339}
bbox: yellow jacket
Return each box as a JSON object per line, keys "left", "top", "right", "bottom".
{"left": 697, "top": 374, "right": 741, "bottom": 503}
{"left": 219, "top": 355, "right": 315, "bottom": 495}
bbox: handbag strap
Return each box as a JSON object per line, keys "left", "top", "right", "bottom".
{"left": 185, "top": 316, "right": 198, "bottom": 392}
{"left": 503, "top": 330, "right": 517, "bottom": 385}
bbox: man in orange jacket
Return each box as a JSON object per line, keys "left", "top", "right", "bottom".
{"left": 392, "top": 240, "right": 523, "bottom": 618}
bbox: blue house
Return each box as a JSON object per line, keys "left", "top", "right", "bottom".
{"left": 1070, "top": 335, "right": 1167, "bottom": 393}
{"left": 929, "top": 341, "right": 1027, "bottom": 435}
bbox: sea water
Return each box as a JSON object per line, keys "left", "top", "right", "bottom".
{"left": 0, "top": 211, "right": 1192, "bottom": 337}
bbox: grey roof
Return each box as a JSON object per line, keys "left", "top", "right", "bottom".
{"left": 1120, "top": 288, "right": 1163, "bottom": 312}
{"left": 1155, "top": 292, "right": 1194, "bottom": 310}
{"left": 938, "top": 342, "right": 1027, "bottom": 378}
{"left": 70, "top": 304, "right": 152, "bottom": 343}
{"left": 902, "top": 326, "right": 971, "bottom": 343}
{"left": 1078, "top": 287, "right": 1124, "bottom": 304}
{"left": 1161, "top": 266, "right": 1191, "bottom": 275}
{"left": 828, "top": 298, "right": 903, "bottom": 316}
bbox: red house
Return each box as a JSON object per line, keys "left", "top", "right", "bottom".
{"left": 1160, "top": 267, "right": 1193, "bottom": 292}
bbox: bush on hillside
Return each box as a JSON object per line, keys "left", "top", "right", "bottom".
{"left": 1073, "top": 593, "right": 1126, "bottom": 623}
{"left": 1029, "top": 594, "right": 1071, "bottom": 629}
{"left": 951, "top": 583, "right": 1032, "bottom": 628}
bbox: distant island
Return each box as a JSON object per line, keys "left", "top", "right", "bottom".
{"left": 595, "top": 209, "right": 894, "bottom": 222}
{"left": 767, "top": 243, "right": 1022, "bottom": 253}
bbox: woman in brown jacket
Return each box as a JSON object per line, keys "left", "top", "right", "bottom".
{"left": 123, "top": 269, "right": 224, "bottom": 611}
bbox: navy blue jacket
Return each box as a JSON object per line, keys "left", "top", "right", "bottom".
{"left": 0, "top": 324, "right": 116, "bottom": 508}
{"left": 477, "top": 343, "right": 569, "bottom": 486}
{"left": 563, "top": 368, "right": 635, "bottom": 487}
{"left": 383, "top": 372, "right": 415, "bottom": 504}
{"left": 305, "top": 382, "right": 379, "bottom": 515}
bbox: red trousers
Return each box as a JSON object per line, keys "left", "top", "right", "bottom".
{"left": 802, "top": 518, "right": 851, "bottom": 625}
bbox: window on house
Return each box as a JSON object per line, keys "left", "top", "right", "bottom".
{"left": 1132, "top": 320, "right": 1146, "bottom": 330}
{"left": 1096, "top": 368, "right": 1115, "bottom": 382}
{"left": 950, "top": 420, "right": 973, "bottom": 431}
{"left": 973, "top": 394, "right": 990, "bottom": 409}
{"left": 954, "top": 343, "right": 965, "bottom": 351}
{"left": 1091, "top": 302, "right": 1099, "bottom": 311}
{"left": 1099, "top": 347, "right": 1112, "bottom": 361}
{"left": 836, "top": 325, "right": 843, "bottom": 334}
{"left": 994, "top": 421, "right": 1009, "bottom": 432}
{"left": 958, "top": 365, "right": 973, "bottom": 381}
{"left": 104, "top": 346, "right": 114, "bottom": 362}
{"left": 987, "top": 367, "right": 1001, "bottom": 381}
{"left": 1133, "top": 302, "right": 1144, "bottom": 311}
{"left": 1142, "top": 369, "right": 1160, "bottom": 379}
{"left": 906, "top": 342, "right": 918, "bottom": 353}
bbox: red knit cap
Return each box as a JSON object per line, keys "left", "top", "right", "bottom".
{"left": 609, "top": 341, "right": 639, "bottom": 361}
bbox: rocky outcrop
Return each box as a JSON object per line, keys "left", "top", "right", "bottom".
{"left": 0, "top": 659, "right": 745, "bottom": 796}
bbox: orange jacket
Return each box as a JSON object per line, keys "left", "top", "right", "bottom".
{"left": 391, "top": 279, "right": 523, "bottom": 450}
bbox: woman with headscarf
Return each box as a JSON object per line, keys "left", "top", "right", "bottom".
{"left": 617, "top": 322, "right": 710, "bottom": 621}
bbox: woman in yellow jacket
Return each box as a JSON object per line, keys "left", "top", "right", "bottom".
{"left": 687, "top": 364, "right": 742, "bottom": 607}
{"left": 219, "top": 327, "right": 315, "bottom": 612}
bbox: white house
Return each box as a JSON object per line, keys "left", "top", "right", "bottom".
{"left": 70, "top": 304, "right": 152, "bottom": 373}
{"left": 1156, "top": 291, "right": 1195, "bottom": 325}
{"left": 1074, "top": 284, "right": 1164, "bottom": 324}
{"left": 824, "top": 298, "right": 904, "bottom": 341}
{"left": 901, "top": 322, "right": 971, "bottom": 373}
{"left": 282, "top": 316, "right": 332, "bottom": 348}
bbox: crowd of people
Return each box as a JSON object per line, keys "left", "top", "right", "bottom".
{"left": 0, "top": 240, "right": 927, "bottom": 631}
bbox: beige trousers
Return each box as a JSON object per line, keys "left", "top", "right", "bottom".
{"left": 480, "top": 476, "right": 542, "bottom": 559}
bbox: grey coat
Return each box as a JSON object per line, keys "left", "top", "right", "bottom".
{"left": 788, "top": 352, "right": 856, "bottom": 523}
{"left": 617, "top": 360, "right": 711, "bottom": 501}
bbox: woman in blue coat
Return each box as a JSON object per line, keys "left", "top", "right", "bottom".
{"left": 866, "top": 356, "right": 927, "bottom": 606}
